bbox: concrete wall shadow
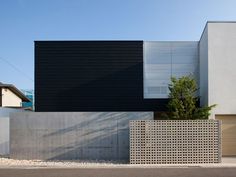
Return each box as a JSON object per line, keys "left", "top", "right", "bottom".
{"left": 10, "top": 112, "right": 153, "bottom": 161}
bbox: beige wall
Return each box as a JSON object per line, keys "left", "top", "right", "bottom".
{"left": 216, "top": 115, "right": 236, "bottom": 156}
{"left": 1, "top": 88, "right": 22, "bottom": 107}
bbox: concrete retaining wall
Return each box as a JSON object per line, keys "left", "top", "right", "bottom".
{"left": 0, "top": 118, "right": 9, "bottom": 156}
{"left": 10, "top": 112, "right": 153, "bottom": 161}
{"left": 130, "top": 120, "right": 221, "bottom": 164}
{"left": 0, "top": 108, "right": 25, "bottom": 156}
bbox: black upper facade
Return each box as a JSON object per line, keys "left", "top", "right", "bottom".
{"left": 35, "top": 41, "right": 167, "bottom": 112}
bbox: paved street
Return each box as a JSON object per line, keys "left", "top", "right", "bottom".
{"left": 0, "top": 167, "right": 236, "bottom": 177}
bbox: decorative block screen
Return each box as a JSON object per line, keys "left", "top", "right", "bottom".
{"left": 130, "top": 120, "right": 221, "bottom": 164}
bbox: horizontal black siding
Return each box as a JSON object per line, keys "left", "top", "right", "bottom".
{"left": 35, "top": 41, "right": 167, "bottom": 112}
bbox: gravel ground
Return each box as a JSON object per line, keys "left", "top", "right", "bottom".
{"left": 0, "top": 157, "right": 236, "bottom": 168}
{"left": 0, "top": 158, "right": 125, "bottom": 168}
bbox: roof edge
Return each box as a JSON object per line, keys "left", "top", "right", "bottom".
{"left": 0, "top": 84, "right": 31, "bottom": 102}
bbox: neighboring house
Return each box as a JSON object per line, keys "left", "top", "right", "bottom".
{"left": 31, "top": 21, "right": 236, "bottom": 157}
{"left": 0, "top": 82, "right": 30, "bottom": 108}
{"left": 0, "top": 83, "right": 30, "bottom": 156}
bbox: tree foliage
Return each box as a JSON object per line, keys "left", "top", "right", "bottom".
{"left": 166, "top": 76, "right": 216, "bottom": 120}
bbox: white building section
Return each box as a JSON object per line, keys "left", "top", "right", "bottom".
{"left": 200, "top": 22, "right": 236, "bottom": 116}
{"left": 144, "top": 41, "right": 199, "bottom": 98}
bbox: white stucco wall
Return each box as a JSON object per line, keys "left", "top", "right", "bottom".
{"left": 1, "top": 88, "right": 22, "bottom": 107}
{"left": 207, "top": 22, "right": 236, "bottom": 115}
{"left": 144, "top": 41, "right": 199, "bottom": 98}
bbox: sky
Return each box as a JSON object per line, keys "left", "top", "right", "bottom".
{"left": 1, "top": 0, "right": 236, "bottom": 89}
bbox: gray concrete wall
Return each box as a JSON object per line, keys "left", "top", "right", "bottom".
{"left": 0, "top": 118, "right": 9, "bottom": 156}
{"left": 0, "top": 108, "right": 26, "bottom": 156}
{"left": 0, "top": 107, "right": 25, "bottom": 117}
{"left": 10, "top": 112, "right": 153, "bottom": 161}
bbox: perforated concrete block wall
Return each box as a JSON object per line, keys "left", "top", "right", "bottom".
{"left": 130, "top": 120, "right": 221, "bottom": 164}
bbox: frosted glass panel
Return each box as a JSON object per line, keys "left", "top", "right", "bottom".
{"left": 144, "top": 41, "right": 199, "bottom": 98}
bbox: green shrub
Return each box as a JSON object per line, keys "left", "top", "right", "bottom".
{"left": 164, "top": 76, "right": 216, "bottom": 120}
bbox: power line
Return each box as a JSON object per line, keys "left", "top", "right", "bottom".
{"left": 0, "top": 57, "right": 34, "bottom": 82}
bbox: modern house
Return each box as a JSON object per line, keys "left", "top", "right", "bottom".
{"left": 34, "top": 21, "right": 236, "bottom": 157}
{"left": 9, "top": 21, "right": 236, "bottom": 160}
